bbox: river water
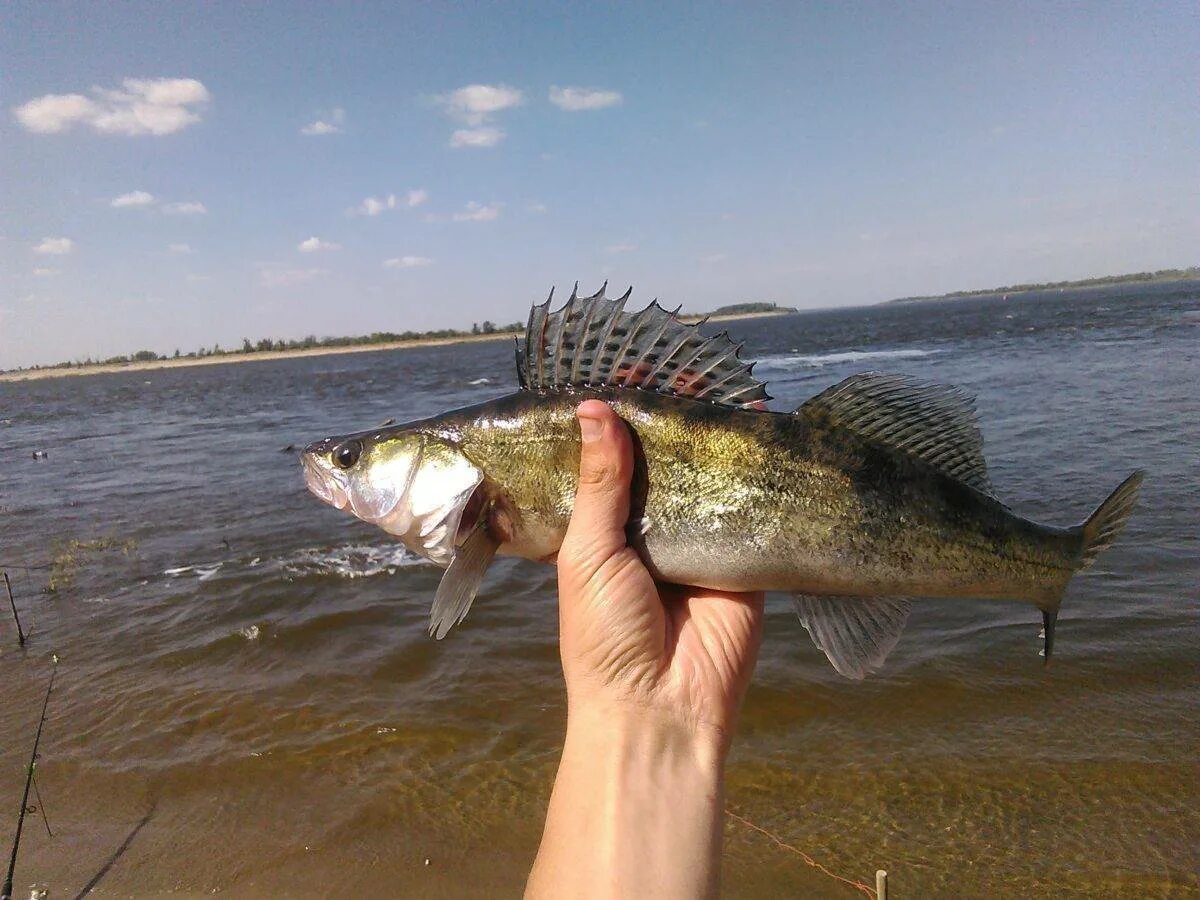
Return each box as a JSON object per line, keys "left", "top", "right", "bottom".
{"left": 1, "top": 282, "right": 1197, "bottom": 897}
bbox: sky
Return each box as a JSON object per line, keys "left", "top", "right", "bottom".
{"left": 1, "top": 1, "right": 1197, "bottom": 369}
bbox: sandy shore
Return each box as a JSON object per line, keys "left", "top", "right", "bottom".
{"left": 0, "top": 310, "right": 790, "bottom": 383}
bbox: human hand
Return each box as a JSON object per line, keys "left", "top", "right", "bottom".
{"left": 527, "top": 400, "right": 764, "bottom": 898}
{"left": 555, "top": 399, "right": 766, "bottom": 752}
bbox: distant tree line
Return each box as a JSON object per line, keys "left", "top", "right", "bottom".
{"left": 8, "top": 303, "right": 800, "bottom": 374}
{"left": 708, "top": 301, "right": 796, "bottom": 315}
{"left": 11, "top": 320, "right": 525, "bottom": 373}
{"left": 891, "top": 267, "right": 1200, "bottom": 303}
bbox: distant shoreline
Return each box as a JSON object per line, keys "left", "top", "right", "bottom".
{"left": 886, "top": 268, "right": 1199, "bottom": 305}
{"left": 0, "top": 309, "right": 791, "bottom": 383}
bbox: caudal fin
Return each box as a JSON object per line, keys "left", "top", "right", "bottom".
{"left": 1079, "top": 470, "right": 1144, "bottom": 569}
{"left": 1040, "top": 470, "right": 1144, "bottom": 663}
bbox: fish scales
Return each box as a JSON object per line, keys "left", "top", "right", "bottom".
{"left": 435, "top": 388, "right": 1080, "bottom": 601}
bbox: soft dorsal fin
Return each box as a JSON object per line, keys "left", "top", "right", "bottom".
{"left": 516, "top": 283, "right": 771, "bottom": 408}
{"left": 799, "top": 372, "right": 992, "bottom": 492}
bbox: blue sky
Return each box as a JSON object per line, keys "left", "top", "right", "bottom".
{"left": 2, "top": 1, "right": 1197, "bottom": 369}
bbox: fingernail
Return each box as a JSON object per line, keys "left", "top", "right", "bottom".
{"left": 578, "top": 415, "right": 603, "bottom": 443}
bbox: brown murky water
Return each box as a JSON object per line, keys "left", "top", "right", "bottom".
{"left": 2, "top": 284, "right": 1198, "bottom": 897}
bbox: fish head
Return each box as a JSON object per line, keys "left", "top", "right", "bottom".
{"left": 302, "top": 427, "right": 483, "bottom": 567}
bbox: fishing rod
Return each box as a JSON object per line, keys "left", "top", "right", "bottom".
{"left": 2, "top": 573, "right": 25, "bottom": 647}
{"left": 2, "top": 658, "right": 57, "bottom": 900}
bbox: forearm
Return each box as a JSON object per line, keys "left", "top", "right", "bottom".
{"left": 526, "top": 706, "right": 726, "bottom": 899}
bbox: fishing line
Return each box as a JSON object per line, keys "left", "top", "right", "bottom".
{"left": 30, "top": 774, "right": 52, "bottom": 839}
{"left": 725, "top": 809, "right": 874, "bottom": 896}
{"left": 2, "top": 659, "right": 57, "bottom": 900}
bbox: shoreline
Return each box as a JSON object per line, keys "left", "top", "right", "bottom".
{"left": 887, "top": 273, "right": 1200, "bottom": 305}
{"left": 0, "top": 310, "right": 791, "bottom": 383}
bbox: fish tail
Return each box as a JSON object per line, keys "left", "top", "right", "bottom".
{"left": 1078, "top": 470, "right": 1144, "bottom": 569}
{"left": 1039, "top": 470, "right": 1143, "bottom": 663}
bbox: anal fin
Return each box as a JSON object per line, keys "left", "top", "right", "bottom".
{"left": 429, "top": 521, "right": 499, "bottom": 640}
{"left": 792, "top": 594, "right": 913, "bottom": 680}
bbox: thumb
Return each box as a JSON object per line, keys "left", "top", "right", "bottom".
{"left": 561, "top": 400, "right": 634, "bottom": 577}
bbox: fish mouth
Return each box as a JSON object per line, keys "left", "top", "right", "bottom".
{"left": 301, "top": 452, "right": 350, "bottom": 510}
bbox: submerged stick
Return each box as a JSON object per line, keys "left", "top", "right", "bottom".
{"left": 2, "top": 572, "right": 24, "bottom": 647}
{"left": 2, "top": 661, "right": 57, "bottom": 900}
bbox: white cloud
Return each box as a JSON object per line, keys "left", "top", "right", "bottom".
{"left": 298, "top": 236, "right": 341, "bottom": 253}
{"left": 549, "top": 86, "right": 623, "bottom": 111}
{"left": 450, "top": 127, "right": 504, "bottom": 148}
{"left": 438, "top": 84, "right": 523, "bottom": 125}
{"left": 699, "top": 253, "right": 727, "bottom": 264}
{"left": 453, "top": 202, "right": 501, "bottom": 222}
{"left": 14, "top": 77, "right": 210, "bottom": 136}
{"left": 167, "top": 243, "right": 193, "bottom": 254}
{"left": 526, "top": 201, "right": 548, "bottom": 214}
{"left": 162, "top": 201, "right": 207, "bottom": 215}
{"left": 301, "top": 108, "right": 345, "bottom": 136}
{"left": 355, "top": 189, "right": 429, "bottom": 216}
{"left": 606, "top": 242, "right": 636, "bottom": 254}
{"left": 32, "top": 267, "right": 59, "bottom": 277}
{"left": 34, "top": 237, "right": 74, "bottom": 255}
{"left": 12, "top": 94, "right": 95, "bottom": 134}
{"left": 437, "top": 84, "right": 521, "bottom": 149}
{"left": 260, "top": 267, "right": 327, "bottom": 288}
{"left": 111, "top": 190, "right": 156, "bottom": 208}
{"left": 383, "top": 256, "right": 433, "bottom": 269}
{"left": 359, "top": 194, "right": 397, "bottom": 216}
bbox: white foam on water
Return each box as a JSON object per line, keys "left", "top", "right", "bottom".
{"left": 165, "top": 562, "right": 224, "bottom": 580}
{"left": 273, "top": 543, "right": 424, "bottom": 579}
{"left": 163, "top": 544, "right": 424, "bottom": 585}
{"left": 239, "top": 624, "right": 261, "bottom": 640}
{"left": 468, "top": 376, "right": 491, "bottom": 385}
{"left": 757, "top": 347, "right": 938, "bottom": 370}
{"left": 196, "top": 563, "right": 223, "bottom": 581}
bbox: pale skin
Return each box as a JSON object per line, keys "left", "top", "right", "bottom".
{"left": 526, "top": 400, "right": 766, "bottom": 899}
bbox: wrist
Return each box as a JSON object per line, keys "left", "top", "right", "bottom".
{"left": 531, "top": 704, "right": 725, "bottom": 897}
{"left": 564, "top": 701, "right": 727, "bottom": 775}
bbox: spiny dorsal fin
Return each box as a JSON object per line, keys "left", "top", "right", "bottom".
{"left": 799, "top": 372, "right": 992, "bottom": 493}
{"left": 516, "top": 284, "right": 771, "bottom": 408}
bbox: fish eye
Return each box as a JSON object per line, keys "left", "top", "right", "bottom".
{"left": 332, "top": 440, "right": 363, "bottom": 470}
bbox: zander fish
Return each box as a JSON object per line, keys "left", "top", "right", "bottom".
{"left": 302, "top": 285, "right": 1143, "bottom": 678}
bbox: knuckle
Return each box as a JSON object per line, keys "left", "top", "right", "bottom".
{"left": 579, "top": 456, "right": 620, "bottom": 487}
{"left": 578, "top": 444, "right": 630, "bottom": 489}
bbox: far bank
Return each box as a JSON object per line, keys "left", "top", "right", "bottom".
{"left": 0, "top": 309, "right": 791, "bottom": 384}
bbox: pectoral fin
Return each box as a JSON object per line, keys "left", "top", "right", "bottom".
{"left": 429, "top": 522, "right": 499, "bottom": 640}
{"left": 792, "top": 594, "right": 912, "bottom": 680}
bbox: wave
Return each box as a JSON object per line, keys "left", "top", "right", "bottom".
{"left": 757, "top": 347, "right": 939, "bottom": 370}
{"left": 163, "top": 543, "right": 426, "bottom": 584}
{"left": 272, "top": 544, "right": 424, "bottom": 579}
